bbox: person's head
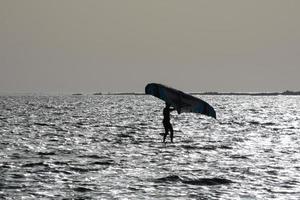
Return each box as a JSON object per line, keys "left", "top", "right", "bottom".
{"left": 166, "top": 103, "right": 170, "bottom": 108}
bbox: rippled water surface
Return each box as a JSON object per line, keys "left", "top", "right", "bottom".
{"left": 0, "top": 95, "right": 299, "bottom": 199}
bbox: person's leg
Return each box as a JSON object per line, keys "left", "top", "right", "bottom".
{"left": 163, "top": 122, "right": 168, "bottom": 143}
{"left": 169, "top": 123, "right": 174, "bottom": 143}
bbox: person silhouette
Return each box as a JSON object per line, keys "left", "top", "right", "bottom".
{"left": 162, "top": 103, "right": 175, "bottom": 143}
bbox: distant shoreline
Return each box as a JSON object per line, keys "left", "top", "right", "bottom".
{"left": 192, "top": 90, "right": 300, "bottom": 96}
{"left": 89, "top": 90, "right": 300, "bottom": 96}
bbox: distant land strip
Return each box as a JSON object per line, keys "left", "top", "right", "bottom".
{"left": 191, "top": 90, "right": 300, "bottom": 96}
{"left": 72, "top": 90, "right": 300, "bottom": 96}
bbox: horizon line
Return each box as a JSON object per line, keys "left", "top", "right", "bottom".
{"left": 1, "top": 90, "right": 300, "bottom": 96}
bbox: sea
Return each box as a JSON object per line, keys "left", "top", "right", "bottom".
{"left": 0, "top": 95, "right": 299, "bottom": 200}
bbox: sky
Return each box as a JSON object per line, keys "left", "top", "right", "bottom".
{"left": 1, "top": 0, "right": 300, "bottom": 94}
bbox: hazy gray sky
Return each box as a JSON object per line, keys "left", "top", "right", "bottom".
{"left": 1, "top": 0, "right": 299, "bottom": 94}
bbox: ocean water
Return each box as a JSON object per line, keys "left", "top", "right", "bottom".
{"left": 0, "top": 95, "right": 299, "bottom": 200}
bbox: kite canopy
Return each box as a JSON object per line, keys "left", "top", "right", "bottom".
{"left": 145, "top": 83, "right": 216, "bottom": 119}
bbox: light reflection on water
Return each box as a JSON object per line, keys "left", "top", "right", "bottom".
{"left": 0, "top": 95, "right": 299, "bottom": 199}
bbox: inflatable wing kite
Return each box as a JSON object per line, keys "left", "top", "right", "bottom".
{"left": 145, "top": 83, "right": 216, "bottom": 119}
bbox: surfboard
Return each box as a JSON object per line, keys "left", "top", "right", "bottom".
{"left": 145, "top": 83, "right": 216, "bottom": 119}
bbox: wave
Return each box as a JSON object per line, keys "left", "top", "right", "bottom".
{"left": 154, "top": 175, "right": 233, "bottom": 185}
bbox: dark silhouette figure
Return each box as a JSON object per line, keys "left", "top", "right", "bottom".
{"left": 163, "top": 103, "right": 175, "bottom": 143}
